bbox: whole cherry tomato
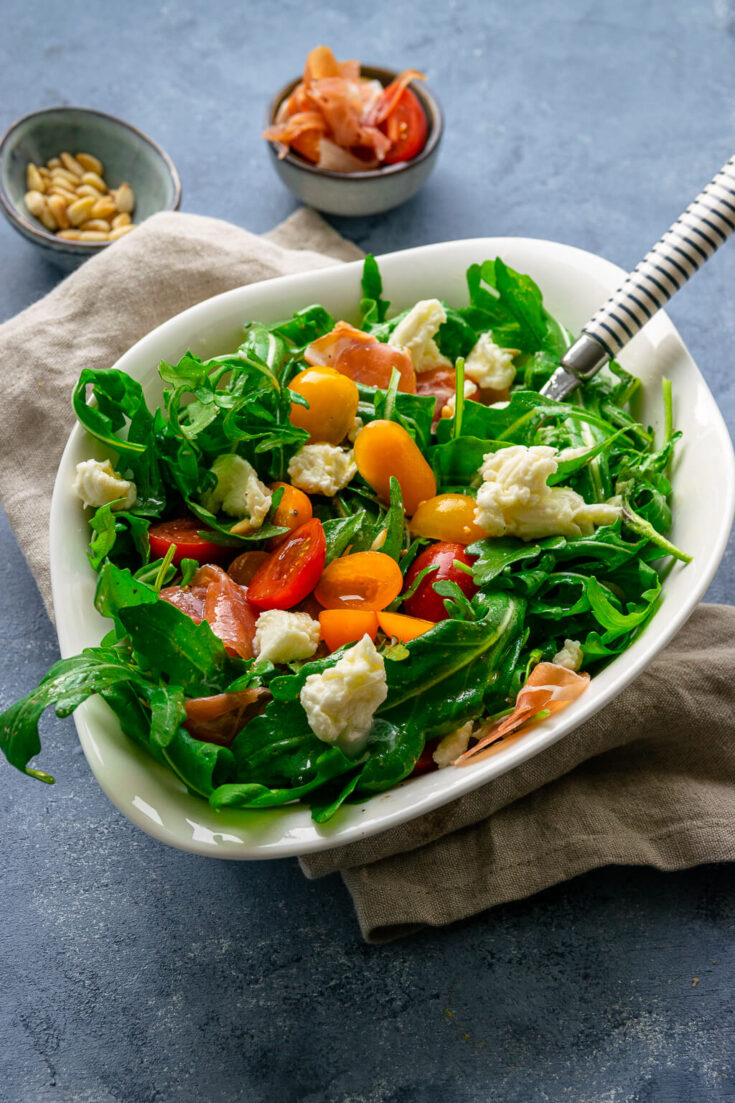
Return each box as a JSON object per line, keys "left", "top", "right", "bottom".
{"left": 402, "top": 542, "right": 477, "bottom": 622}
{"left": 247, "top": 518, "right": 326, "bottom": 611}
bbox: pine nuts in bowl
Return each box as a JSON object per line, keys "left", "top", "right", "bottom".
{"left": 0, "top": 107, "right": 181, "bottom": 269}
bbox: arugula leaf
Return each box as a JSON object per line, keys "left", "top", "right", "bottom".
{"left": 468, "top": 536, "right": 566, "bottom": 586}
{"left": 359, "top": 254, "right": 391, "bottom": 330}
{"left": 119, "top": 601, "right": 247, "bottom": 697}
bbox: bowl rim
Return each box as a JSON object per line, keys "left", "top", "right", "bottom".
{"left": 0, "top": 104, "right": 182, "bottom": 252}
{"left": 265, "top": 64, "right": 444, "bottom": 181}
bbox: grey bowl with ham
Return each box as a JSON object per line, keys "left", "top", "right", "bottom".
{"left": 265, "top": 65, "right": 443, "bottom": 217}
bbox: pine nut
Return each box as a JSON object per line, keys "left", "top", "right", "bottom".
{"left": 80, "top": 219, "right": 112, "bottom": 232}
{"left": 109, "top": 224, "right": 135, "bottom": 239}
{"left": 51, "top": 167, "right": 79, "bottom": 188}
{"left": 57, "top": 230, "right": 82, "bottom": 240}
{"left": 111, "top": 182, "right": 135, "bottom": 213}
{"left": 91, "top": 197, "right": 117, "bottom": 220}
{"left": 24, "top": 190, "right": 46, "bottom": 217}
{"left": 47, "top": 194, "right": 71, "bottom": 229}
{"left": 67, "top": 196, "right": 96, "bottom": 226}
{"left": 47, "top": 157, "right": 62, "bottom": 169}
{"left": 27, "top": 164, "right": 45, "bottom": 192}
{"left": 60, "top": 152, "right": 84, "bottom": 177}
{"left": 75, "top": 184, "right": 104, "bottom": 199}
{"left": 39, "top": 206, "right": 58, "bottom": 232}
{"left": 38, "top": 166, "right": 51, "bottom": 179}
{"left": 48, "top": 184, "right": 78, "bottom": 203}
{"left": 111, "top": 212, "right": 131, "bottom": 228}
{"left": 81, "top": 171, "right": 107, "bottom": 193}
{"left": 76, "top": 152, "right": 104, "bottom": 175}
{"left": 79, "top": 230, "right": 110, "bottom": 241}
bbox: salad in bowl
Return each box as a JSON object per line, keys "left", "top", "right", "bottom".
{"left": 0, "top": 252, "right": 689, "bottom": 828}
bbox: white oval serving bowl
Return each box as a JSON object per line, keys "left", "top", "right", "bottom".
{"left": 50, "top": 237, "right": 735, "bottom": 859}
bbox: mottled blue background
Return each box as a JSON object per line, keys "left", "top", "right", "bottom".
{"left": 1, "top": 1, "right": 734, "bottom": 1100}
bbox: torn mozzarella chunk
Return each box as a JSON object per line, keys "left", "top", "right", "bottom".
{"left": 464, "top": 332, "right": 518, "bottom": 391}
{"left": 473, "top": 444, "right": 621, "bottom": 540}
{"left": 300, "top": 634, "right": 388, "bottom": 755}
{"left": 73, "top": 459, "right": 136, "bottom": 511}
{"left": 432, "top": 721, "right": 474, "bottom": 768}
{"left": 200, "top": 454, "right": 271, "bottom": 526}
{"left": 387, "top": 298, "right": 452, "bottom": 372}
{"left": 288, "top": 443, "right": 356, "bottom": 497}
{"left": 553, "top": 638, "right": 584, "bottom": 672}
{"left": 253, "top": 609, "right": 321, "bottom": 664}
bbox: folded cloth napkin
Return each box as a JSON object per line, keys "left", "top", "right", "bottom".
{"left": 0, "top": 210, "right": 733, "bottom": 943}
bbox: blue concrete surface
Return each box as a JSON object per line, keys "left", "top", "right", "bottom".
{"left": 1, "top": 1, "right": 734, "bottom": 1100}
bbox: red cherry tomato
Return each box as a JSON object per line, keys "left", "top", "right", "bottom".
{"left": 402, "top": 542, "right": 477, "bottom": 622}
{"left": 247, "top": 518, "right": 327, "bottom": 611}
{"left": 148, "top": 517, "right": 231, "bottom": 567}
{"left": 411, "top": 739, "right": 439, "bottom": 776}
{"left": 381, "top": 88, "right": 428, "bottom": 164}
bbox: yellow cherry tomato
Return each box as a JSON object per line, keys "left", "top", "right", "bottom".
{"left": 353, "top": 419, "right": 436, "bottom": 515}
{"left": 288, "top": 366, "right": 359, "bottom": 444}
{"left": 409, "top": 493, "right": 488, "bottom": 545}
{"left": 268, "top": 482, "right": 313, "bottom": 547}
{"left": 314, "top": 551, "right": 404, "bottom": 610}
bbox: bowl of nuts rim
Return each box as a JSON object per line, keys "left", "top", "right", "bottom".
{"left": 0, "top": 106, "right": 181, "bottom": 269}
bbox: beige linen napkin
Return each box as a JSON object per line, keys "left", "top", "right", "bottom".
{"left": 0, "top": 210, "right": 733, "bottom": 943}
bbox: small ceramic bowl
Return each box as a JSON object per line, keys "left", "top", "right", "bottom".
{"left": 0, "top": 106, "right": 181, "bottom": 269}
{"left": 265, "top": 66, "right": 443, "bottom": 217}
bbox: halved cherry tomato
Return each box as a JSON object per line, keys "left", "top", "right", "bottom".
{"left": 380, "top": 87, "right": 428, "bottom": 164}
{"left": 268, "top": 482, "right": 313, "bottom": 546}
{"left": 377, "top": 610, "right": 435, "bottom": 642}
{"left": 148, "top": 517, "right": 231, "bottom": 567}
{"left": 315, "top": 551, "right": 403, "bottom": 610}
{"left": 410, "top": 494, "right": 488, "bottom": 545}
{"left": 403, "top": 542, "right": 477, "bottom": 622}
{"left": 288, "top": 367, "right": 359, "bottom": 444}
{"left": 319, "top": 609, "right": 378, "bottom": 651}
{"left": 305, "top": 321, "right": 416, "bottom": 393}
{"left": 227, "top": 550, "right": 269, "bottom": 586}
{"left": 247, "top": 518, "right": 326, "bottom": 610}
{"left": 353, "top": 419, "right": 436, "bottom": 515}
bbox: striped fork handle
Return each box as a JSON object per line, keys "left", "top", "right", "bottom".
{"left": 561, "top": 155, "right": 735, "bottom": 380}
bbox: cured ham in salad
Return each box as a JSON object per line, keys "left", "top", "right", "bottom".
{"left": 0, "top": 254, "right": 689, "bottom": 821}
{"left": 264, "top": 46, "right": 428, "bottom": 171}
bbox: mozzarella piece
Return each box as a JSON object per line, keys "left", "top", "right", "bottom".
{"left": 201, "top": 454, "right": 271, "bottom": 526}
{"left": 441, "top": 378, "right": 479, "bottom": 419}
{"left": 288, "top": 443, "right": 356, "bottom": 497}
{"left": 432, "top": 721, "right": 474, "bottom": 768}
{"left": 73, "top": 459, "right": 136, "bottom": 511}
{"left": 553, "top": 638, "right": 584, "bottom": 672}
{"left": 474, "top": 445, "right": 621, "bottom": 540}
{"left": 464, "top": 332, "right": 518, "bottom": 391}
{"left": 300, "top": 634, "right": 388, "bottom": 755}
{"left": 253, "top": 609, "right": 320, "bottom": 664}
{"left": 387, "top": 298, "right": 452, "bottom": 373}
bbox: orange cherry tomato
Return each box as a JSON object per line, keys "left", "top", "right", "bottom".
{"left": 288, "top": 367, "right": 359, "bottom": 444}
{"left": 353, "top": 419, "right": 436, "bottom": 515}
{"left": 319, "top": 609, "right": 379, "bottom": 651}
{"left": 377, "top": 611, "right": 435, "bottom": 641}
{"left": 305, "top": 321, "right": 416, "bottom": 394}
{"left": 268, "top": 482, "right": 313, "bottom": 546}
{"left": 227, "top": 550, "right": 269, "bottom": 586}
{"left": 410, "top": 494, "right": 488, "bottom": 545}
{"left": 314, "top": 551, "right": 403, "bottom": 610}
